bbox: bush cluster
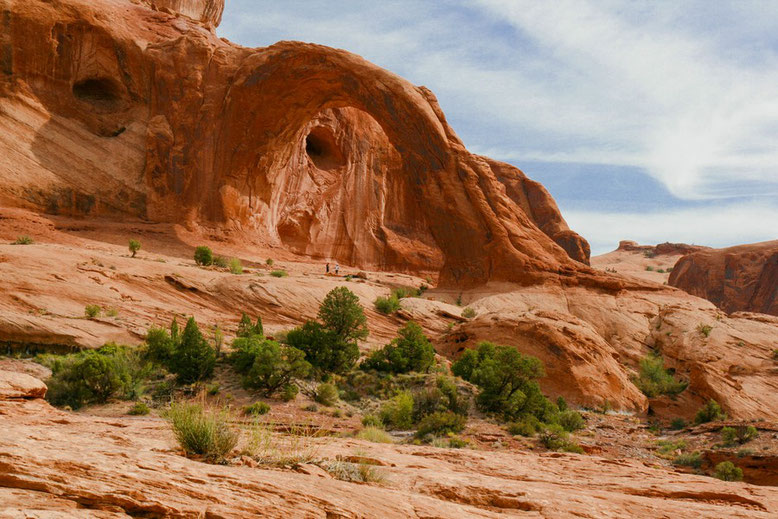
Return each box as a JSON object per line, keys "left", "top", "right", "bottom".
{"left": 633, "top": 352, "right": 687, "bottom": 398}
{"left": 362, "top": 322, "right": 435, "bottom": 374}
{"left": 285, "top": 287, "right": 366, "bottom": 375}
{"left": 694, "top": 399, "right": 726, "bottom": 425}
{"left": 146, "top": 317, "right": 216, "bottom": 384}
{"left": 721, "top": 425, "right": 758, "bottom": 447}
{"left": 453, "top": 342, "right": 552, "bottom": 422}
{"left": 44, "top": 344, "right": 149, "bottom": 409}
{"left": 230, "top": 334, "right": 310, "bottom": 396}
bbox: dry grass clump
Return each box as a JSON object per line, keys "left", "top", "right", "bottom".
{"left": 166, "top": 402, "right": 238, "bottom": 462}
{"left": 241, "top": 421, "right": 327, "bottom": 466}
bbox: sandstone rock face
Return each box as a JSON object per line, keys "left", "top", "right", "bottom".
{"left": 0, "top": 0, "right": 591, "bottom": 286}
{"left": 669, "top": 241, "right": 778, "bottom": 316}
{"left": 147, "top": 0, "right": 224, "bottom": 26}
{"left": 0, "top": 369, "right": 47, "bottom": 399}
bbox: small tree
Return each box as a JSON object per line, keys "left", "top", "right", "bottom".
{"left": 129, "top": 239, "right": 141, "bottom": 258}
{"left": 286, "top": 321, "right": 358, "bottom": 375}
{"left": 362, "top": 322, "right": 435, "bottom": 374}
{"left": 237, "top": 312, "right": 264, "bottom": 338}
{"left": 231, "top": 335, "right": 310, "bottom": 396}
{"left": 318, "top": 287, "right": 368, "bottom": 343}
{"left": 244, "top": 341, "right": 310, "bottom": 396}
{"left": 194, "top": 246, "right": 213, "bottom": 266}
{"left": 452, "top": 342, "right": 553, "bottom": 422}
{"left": 169, "top": 317, "right": 216, "bottom": 384}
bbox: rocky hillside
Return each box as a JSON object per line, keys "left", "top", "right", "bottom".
{"left": 669, "top": 241, "right": 778, "bottom": 317}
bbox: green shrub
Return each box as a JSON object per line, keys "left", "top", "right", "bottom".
{"left": 558, "top": 410, "right": 585, "bottom": 432}
{"left": 694, "top": 399, "right": 726, "bottom": 425}
{"left": 85, "top": 304, "right": 101, "bottom": 319}
{"left": 380, "top": 391, "right": 414, "bottom": 430}
{"left": 714, "top": 461, "right": 743, "bottom": 482}
{"left": 538, "top": 424, "right": 582, "bottom": 452}
{"left": 270, "top": 269, "right": 288, "bottom": 277}
{"left": 106, "top": 307, "right": 119, "bottom": 317}
{"left": 12, "top": 235, "right": 33, "bottom": 245}
{"left": 633, "top": 353, "right": 687, "bottom": 397}
{"left": 243, "top": 402, "right": 271, "bottom": 416}
{"left": 303, "top": 403, "right": 318, "bottom": 412}
{"left": 286, "top": 321, "right": 358, "bottom": 375}
{"left": 670, "top": 418, "right": 687, "bottom": 430}
{"left": 315, "top": 382, "right": 339, "bottom": 406}
{"left": 416, "top": 411, "right": 466, "bottom": 438}
{"left": 374, "top": 295, "right": 401, "bottom": 314}
{"left": 391, "top": 287, "right": 414, "bottom": 299}
{"left": 281, "top": 384, "right": 299, "bottom": 402}
{"left": 361, "top": 414, "right": 383, "bottom": 428}
{"left": 194, "top": 246, "right": 213, "bottom": 266}
{"left": 229, "top": 258, "right": 243, "bottom": 274}
{"left": 698, "top": 324, "right": 713, "bottom": 337}
{"left": 128, "top": 239, "right": 141, "bottom": 257}
{"left": 461, "top": 307, "right": 476, "bottom": 319}
{"left": 656, "top": 439, "right": 686, "bottom": 457}
{"left": 128, "top": 402, "right": 150, "bottom": 415}
{"left": 213, "top": 255, "right": 229, "bottom": 268}
{"left": 722, "top": 425, "right": 758, "bottom": 446}
{"left": 45, "top": 345, "right": 148, "bottom": 409}
{"left": 166, "top": 402, "right": 238, "bottom": 462}
{"left": 645, "top": 266, "right": 655, "bottom": 271}
{"left": 673, "top": 451, "right": 702, "bottom": 468}
{"left": 230, "top": 335, "right": 310, "bottom": 396}
{"left": 356, "top": 427, "right": 393, "bottom": 443}
{"left": 452, "top": 342, "right": 552, "bottom": 422}
{"left": 508, "top": 415, "right": 542, "bottom": 437}
{"left": 362, "top": 322, "right": 435, "bottom": 375}
{"left": 169, "top": 317, "right": 216, "bottom": 384}
{"left": 556, "top": 396, "right": 568, "bottom": 412}
{"left": 266, "top": 258, "right": 274, "bottom": 266}
{"left": 206, "top": 383, "right": 220, "bottom": 395}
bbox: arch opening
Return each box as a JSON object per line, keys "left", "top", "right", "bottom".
{"left": 304, "top": 126, "right": 346, "bottom": 170}
{"left": 72, "top": 77, "right": 123, "bottom": 112}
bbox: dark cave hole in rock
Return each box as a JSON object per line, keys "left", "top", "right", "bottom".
{"left": 304, "top": 126, "right": 346, "bottom": 170}
{"left": 72, "top": 77, "right": 123, "bottom": 112}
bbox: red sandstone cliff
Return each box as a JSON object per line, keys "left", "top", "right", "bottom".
{"left": 0, "top": 0, "right": 591, "bottom": 288}
{"left": 669, "top": 240, "right": 778, "bottom": 317}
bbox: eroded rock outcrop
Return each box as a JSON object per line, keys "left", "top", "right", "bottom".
{"left": 669, "top": 241, "right": 778, "bottom": 317}
{"left": 0, "top": 0, "right": 591, "bottom": 286}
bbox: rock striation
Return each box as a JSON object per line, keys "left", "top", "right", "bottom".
{"left": 669, "top": 241, "right": 778, "bottom": 317}
{"left": 0, "top": 0, "right": 592, "bottom": 286}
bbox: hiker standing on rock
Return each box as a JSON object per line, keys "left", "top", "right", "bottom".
{"left": 326, "top": 262, "right": 330, "bottom": 274}
{"left": 335, "top": 263, "right": 340, "bottom": 276}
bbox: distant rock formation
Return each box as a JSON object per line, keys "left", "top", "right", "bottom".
{"left": 669, "top": 240, "right": 778, "bottom": 316}
{"left": 0, "top": 0, "right": 592, "bottom": 287}
{"left": 617, "top": 240, "right": 709, "bottom": 257}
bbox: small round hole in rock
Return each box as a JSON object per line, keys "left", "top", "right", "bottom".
{"left": 304, "top": 126, "right": 345, "bottom": 170}
{"left": 72, "top": 77, "right": 123, "bottom": 112}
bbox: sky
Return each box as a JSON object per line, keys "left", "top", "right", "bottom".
{"left": 218, "top": 0, "right": 778, "bottom": 255}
